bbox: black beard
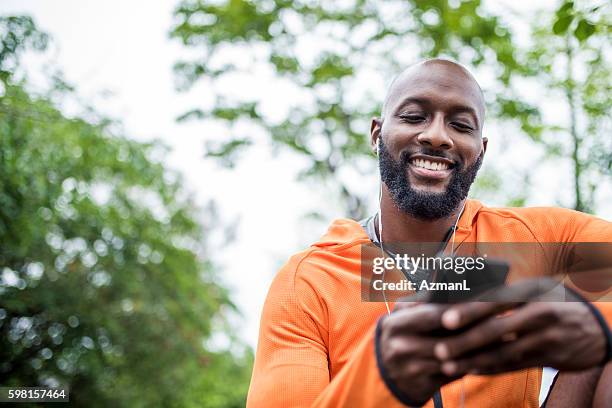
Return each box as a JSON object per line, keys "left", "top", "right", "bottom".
{"left": 378, "top": 138, "right": 482, "bottom": 220}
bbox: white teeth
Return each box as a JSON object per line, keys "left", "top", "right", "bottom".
{"left": 411, "top": 159, "right": 449, "bottom": 171}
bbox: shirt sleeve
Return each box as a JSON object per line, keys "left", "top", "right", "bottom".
{"left": 246, "top": 253, "right": 404, "bottom": 408}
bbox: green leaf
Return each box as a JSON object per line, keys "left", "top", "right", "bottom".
{"left": 204, "top": 138, "right": 252, "bottom": 168}
{"left": 574, "top": 19, "right": 596, "bottom": 42}
{"left": 270, "top": 54, "right": 300, "bottom": 74}
{"left": 176, "top": 108, "right": 205, "bottom": 122}
{"left": 553, "top": 14, "right": 573, "bottom": 35}
{"left": 557, "top": 1, "right": 574, "bottom": 16}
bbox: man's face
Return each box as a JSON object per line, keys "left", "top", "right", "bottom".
{"left": 378, "top": 137, "right": 482, "bottom": 220}
{"left": 372, "top": 61, "right": 487, "bottom": 220}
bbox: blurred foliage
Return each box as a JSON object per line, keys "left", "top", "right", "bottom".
{"left": 170, "top": 0, "right": 610, "bottom": 216}
{"left": 0, "top": 15, "right": 251, "bottom": 407}
{"left": 513, "top": 0, "right": 611, "bottom": 212}
{"left": 170, "top": 0, "right": 526, "bottom": 218}
{"left": 0, "top": 15, "right": 48, "bottom": 83}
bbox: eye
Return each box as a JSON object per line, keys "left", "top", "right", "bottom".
{"left": 399, "top": 114, "right": 426, "bottom": 124}
{"left": 451, "top": 122, "right": 474, "bottom": 133}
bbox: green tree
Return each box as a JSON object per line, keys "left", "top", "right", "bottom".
{"left": 513, "top": 0, "right": 611, "bottom": 212}
{"left": 0, "top": 15, "right": 251, "bottom": 407}
{"left": 170, "top": 0, "right": 522, "bottom": 218}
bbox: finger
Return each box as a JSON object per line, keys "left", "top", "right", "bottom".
{"left": 385, "top": 303, "right": 448, "bottom": 334}
{"left": 384, "top": 335, "right": 438, "bottom": 361}
{"left": 440, "top": 279, "right": 555, "bottom": 330}
{"left": 441, "top": 331, "right": 551, "bottom": 376}
{"left": 435, "top": 305, "right": 547, "bottom": 360}
{"left": 399, "top": 358, "right": 443, "bottom": 377}
{"left": 440, "top": 301, "right": 519, "bottom": 331}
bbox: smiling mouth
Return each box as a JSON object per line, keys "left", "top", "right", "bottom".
{"left": 406, "top": 155, "right": 455, "bottom": 182}
{"left": 410, "top": 158, "right": 450, "bottom": 171}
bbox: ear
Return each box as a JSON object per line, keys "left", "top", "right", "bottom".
{"left": 370, "top": 117, "right": 382, "bottom": 154}
{"left": 481, "top": 136, "right": 488, "bottom": 158}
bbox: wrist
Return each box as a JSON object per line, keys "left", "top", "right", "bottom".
{"left": 374, "top": 317, "right": 431, "bottom": 407}
{"left": 566, "top": 286, "right": 612, "bottom": 365}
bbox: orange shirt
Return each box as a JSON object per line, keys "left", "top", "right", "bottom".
{"left": 247, "top": 200, "right": 612, "bottom": 407}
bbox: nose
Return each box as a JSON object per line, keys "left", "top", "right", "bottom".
{"left": 416, "top": 114, "right": 453, "bottom": 150}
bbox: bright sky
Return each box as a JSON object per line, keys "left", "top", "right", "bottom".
{"left": 2, "top": 0, "right": 610, "bottom": 351}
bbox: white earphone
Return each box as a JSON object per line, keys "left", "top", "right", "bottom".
{"left": 375, "top": 136, "right": 468, "bottom": 405}
{"left": 376, "top": 138, "right": 390, "bottom": 314}
{"left": 375, "top": 136, "right": 466, "bottom": 316}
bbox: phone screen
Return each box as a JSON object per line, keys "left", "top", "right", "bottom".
{"left": 427, "top": 258, "right": 510, "bottom": 303}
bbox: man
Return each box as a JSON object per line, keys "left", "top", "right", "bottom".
{"left": 247, "top": 59, "right": 612, "bottom": 407}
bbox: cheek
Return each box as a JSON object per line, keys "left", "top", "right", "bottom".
{"left": 382, "top": 124, "right": 418, "bottom": 154}
{"left": 457, "top": 139, "right": 483, "bottom": 165}
{"left": 380, "top": 128, "right": 403, "bottom": 156}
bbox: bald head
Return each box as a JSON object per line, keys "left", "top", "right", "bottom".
{"left": 382, "top": 59, "right": 485, "bottom": 126}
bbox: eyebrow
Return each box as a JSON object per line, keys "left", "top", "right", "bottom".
{"left": 393, "top": 97, "right": 481, "bottom": 128}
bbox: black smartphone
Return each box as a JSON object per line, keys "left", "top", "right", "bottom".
{"left": 427, "top": 257, "right": 510, "bottom": 303}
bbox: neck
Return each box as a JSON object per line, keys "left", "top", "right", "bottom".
{"left": 377, "top": 185, "right": 466, "bottom": 243}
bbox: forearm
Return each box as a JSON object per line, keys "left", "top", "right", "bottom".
{"left": 593, "top": 363, "right": 612, "bottom": 408}
{"left": 544, "top": 368, "right": 602, "bottom": 408}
